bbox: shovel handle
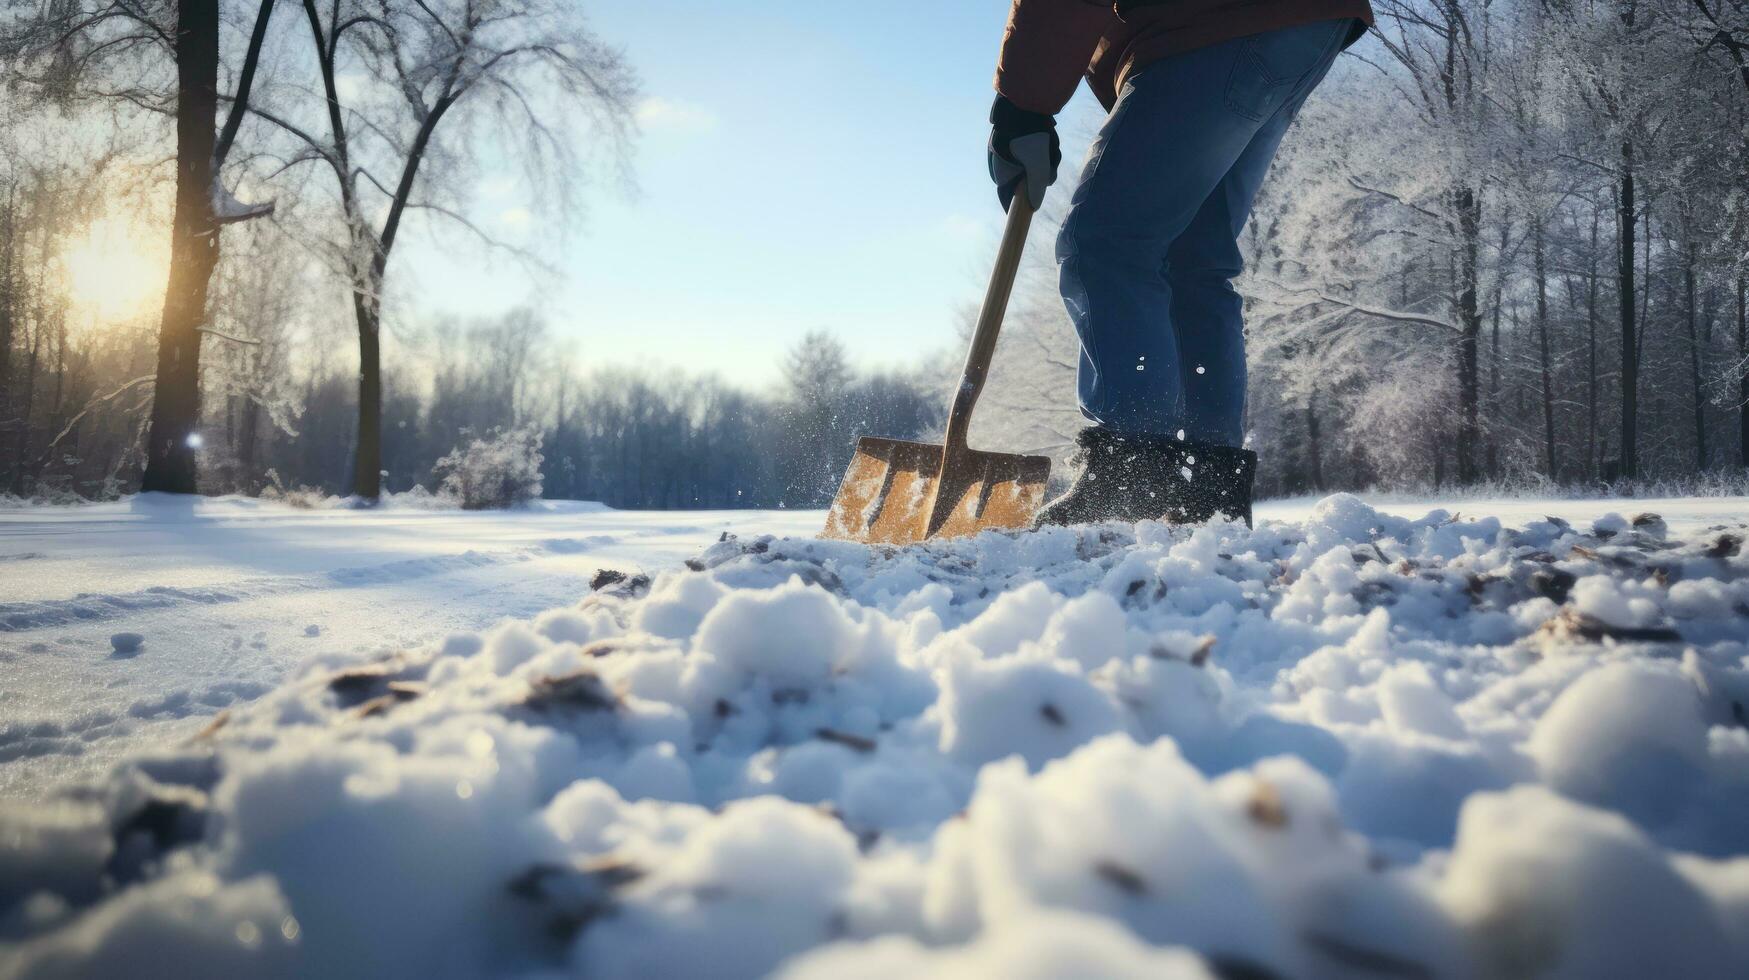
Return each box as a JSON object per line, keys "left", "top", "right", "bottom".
{"left": 941, "top": 190, "right": 1035, "bottom": 455}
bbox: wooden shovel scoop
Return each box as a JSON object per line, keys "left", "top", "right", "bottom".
{"left": 821, "top": 192, "right": 1051, "bottom": 544}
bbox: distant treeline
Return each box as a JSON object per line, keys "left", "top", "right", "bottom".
{"left": 0, "top": 296, "right": 946, "bottom": 509}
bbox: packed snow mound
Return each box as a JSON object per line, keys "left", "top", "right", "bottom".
{"left": 3, "top": 494, "right": 1747, "bottom": 978}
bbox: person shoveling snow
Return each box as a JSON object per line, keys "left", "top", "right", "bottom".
{"left": 991, "top": 0, "right": 1373, "bottom": 529}
{"left": 826, "top": 2, "right": 1374, "bottom": 544}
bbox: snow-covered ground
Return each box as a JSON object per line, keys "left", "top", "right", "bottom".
{"left": 2, "top": 493, "right": 1747, "bottom": 978}
{"left": 0, "top": 496, "right": 822, "bottom": 800}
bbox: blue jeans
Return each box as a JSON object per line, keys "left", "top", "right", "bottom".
{"left": 1058, "top": 18, "right": 1355, "bottom": 447}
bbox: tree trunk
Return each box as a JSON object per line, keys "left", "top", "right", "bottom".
{"left": 352, "top": 296, "right": 383, "bottom": 499}
{"left": 1739, "top": 276, "right": 1747, "bottom": 469}
{"left": 1587, "top": 208, "right": 1600, "bottom": 479}
{"left": 44, "top": 311, "right": 68, "bottom": 480}
{"left": 238, "top": 394, "right": 260, "bottom": 492}
{"left": 1618, "top": 143, "right": 1638, "bottom": 479}
{"left": 1487, "top": 210, "right": 1508, "bottom": 479}
{"left": 52, "top": 316, "right": 64, "bottom": 409}
{"left": 1306, "top": 386, "right": 1325, "bottom": 493}
{"left": 1489, "top": 217, "right": 1506, "bottom": 405}
{"left": 140, "top": 0, "right": 221, "bottom": 495}
{"left": 1455, "top": 186, "right": 1482, "bottom": 484}
{"left": 1535, "top": 219, "right": 1555, "bottom": 478}
{"left": 0, "top": 189, "right": 14, "bottom": 430}
{"left": 344, "top": 83, "right": 455, "bottom": 502}
{"left": 1683, "top": 229, "right": 1705, "bottom": 471}
{"left": 12, "top": 327, "right": 40, "bottom": 494}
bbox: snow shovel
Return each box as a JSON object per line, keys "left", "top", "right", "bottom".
{"left": 821, "top": 191, "right": 1051, "bottom": 544}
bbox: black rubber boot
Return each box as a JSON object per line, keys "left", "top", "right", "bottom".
{"left": 1172, "top": 440, "right": 1258, "bottom": 528}
{"left": 1034, "top": 427, "right": 1258, "bottom": 529}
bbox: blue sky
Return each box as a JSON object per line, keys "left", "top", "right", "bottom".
{"left": 398, "top": 0, "right": 1105, "bottom": 388}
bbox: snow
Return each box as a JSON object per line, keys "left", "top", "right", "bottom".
{"left": 2, "top": 491, "right": 1747, "bottom": 977}
{"left": 209, "top": 178, "right": 274, "bottom": 225}
{"left": 0, "top": 494, "right": 820, "bottom": 799}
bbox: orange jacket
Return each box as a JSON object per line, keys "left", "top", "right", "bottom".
{"left": 996, "top": 0, "right": 1375, "bottom": 114}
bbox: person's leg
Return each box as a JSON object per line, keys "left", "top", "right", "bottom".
{"left": 1168, "top": 23, "right": 1352, "bottom": 447}
{"left": 1038, "top": 18, "right": 1357, "bottom": 528}
{"left": 1057, "top": 18, "right": 1355, "bottom": 439}
{"left": 1057, "top": 43, "right": 1255, "bottom": 437}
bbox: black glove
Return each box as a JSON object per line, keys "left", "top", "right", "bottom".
{"left": 987, "top": 95, "right": 1061, "bottom": 212}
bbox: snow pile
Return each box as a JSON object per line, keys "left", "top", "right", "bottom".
{"left": 2, "top": 494, "right": 1747, "bottom": 978}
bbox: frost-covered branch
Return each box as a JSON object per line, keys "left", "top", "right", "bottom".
{"left": 1252, "top": 276, "right": 1461, "bottom": 333}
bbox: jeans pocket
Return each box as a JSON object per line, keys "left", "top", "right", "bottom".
{"left": 1224, "top": 20, "right": 1346, "bottom": 121}
{"left": 1223, "top": 42, "right": 1288, "bottom": 121}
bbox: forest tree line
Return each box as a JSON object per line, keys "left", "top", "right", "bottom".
{"left": 1240, "top": 0, "right": 1749, "bottom": 495}
{"left": 0, "top": 243, "right": 946, "bottom": 507}
{"left": 5, "top": 0, "right": 1749, "bottom": 509}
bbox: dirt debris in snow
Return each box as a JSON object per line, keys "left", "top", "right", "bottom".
{"left": 2, "top": 494, "right": 1747, "bottom": 978}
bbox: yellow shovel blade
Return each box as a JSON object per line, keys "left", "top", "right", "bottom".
{"left": 820, "top": 437, "right": 1051, "bottom": 545}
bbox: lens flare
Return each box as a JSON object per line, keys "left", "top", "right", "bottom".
{"left": 61, "top": 217, "right": 166, "bottom": 325}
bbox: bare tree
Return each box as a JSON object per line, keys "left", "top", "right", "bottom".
{"left": 138, "top": 0, "right": 276, "bottom": 492}
{"left": 249, "top": 0, "right": 636, "bottom": 499}
{"left": 1368, "top": 0, "right": 1499, "bottom": 483}
{"left": 8, "top": 0, "right": 278, "bottom": 494}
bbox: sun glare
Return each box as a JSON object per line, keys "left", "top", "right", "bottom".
{"left": 61, "top": 217, "right": 167, "bottom": 325}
